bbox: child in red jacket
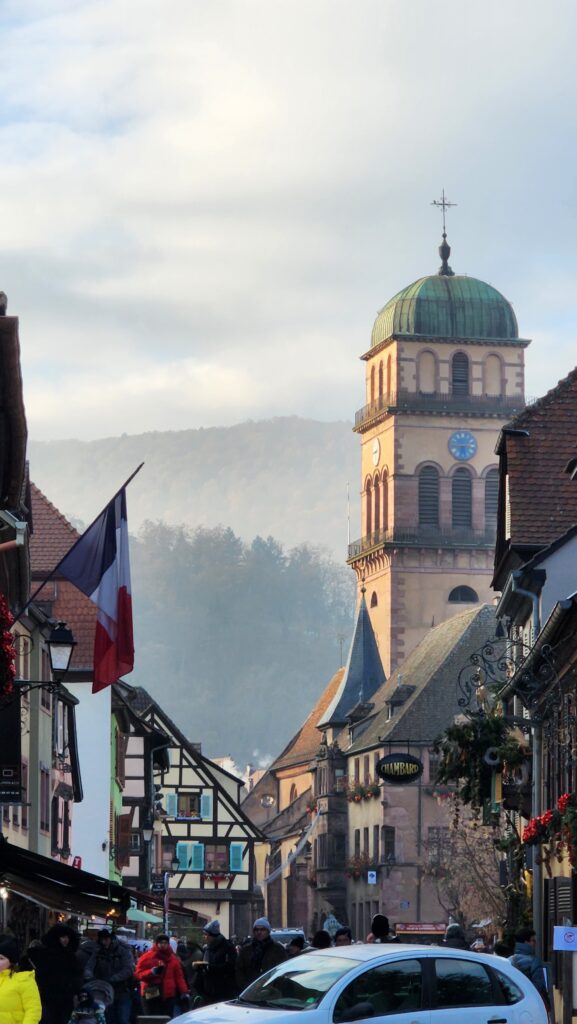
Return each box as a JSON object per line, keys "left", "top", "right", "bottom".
{"left": 135, "top": 935, "right": 189, "bottom": 1017}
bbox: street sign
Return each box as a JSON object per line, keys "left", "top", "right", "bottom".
{"left": 553, "top": 926, "right": 577, "bottom": 950}
{"left": 150, "top": 873, "right": 165, "bottom": 894}
{"left": 367, "top": 871, "right": 377, "bottom": 885}
{"left": 376, "top": 753, "right": 423, "bottom": 786}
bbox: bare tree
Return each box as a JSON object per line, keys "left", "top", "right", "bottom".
{"left": 423, "top": 801, "right": 507, "bottom": 928}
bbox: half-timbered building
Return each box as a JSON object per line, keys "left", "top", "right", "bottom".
{"left": 116, "top": 682, "right": 266, "bottom": 937}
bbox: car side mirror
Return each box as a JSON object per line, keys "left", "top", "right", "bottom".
{"left": 338, "top": 1002, "right": 375, "bottom": 1022}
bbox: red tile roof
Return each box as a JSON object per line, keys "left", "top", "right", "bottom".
{"left": 29, "top": 483, "right": 96, "bottom": 670}
{"left": 29, "top": 482, "right": 79, "bottom": 574}
{"left": 505, "top": 367, "right": 577, "bottom": 546}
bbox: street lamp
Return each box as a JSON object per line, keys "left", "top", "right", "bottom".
{"left": 9, "top": 622, "right": 77, "bottom": 698}
{"left": 46, "top": 622, "right": 77, "bottom": 682}
{"left": 141, "top": 819, "right": 154, "bottom": 844}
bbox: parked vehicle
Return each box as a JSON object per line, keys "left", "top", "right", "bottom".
{"left": 173, "top": 943, "right": 547, "bottom": 1024}
{"left": 269, "top": 930, "right": 306, "bottom": 948}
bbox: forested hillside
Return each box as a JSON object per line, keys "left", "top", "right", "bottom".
{"left": 131, "top": 522, "right": 355, "bottom": 764}
{"left": 28, "top": 417, "right": 359, "bottom": 559}
{"left": 29, "top": 418, "right": 360, "bottom": 763}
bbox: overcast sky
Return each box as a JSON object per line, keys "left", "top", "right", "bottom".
{"left": 3, "top": 0, "right": 577, "bottom": 440}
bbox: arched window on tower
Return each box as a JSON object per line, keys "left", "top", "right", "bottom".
{"left": 371, "top": 591, "right": 378, "bottom": 608}
{"left": 452, "top": 352, "right": 470, "bottom": 395}
{"left": 485, "top": 468, "right": 499, "bottom": 527}
{"left": 382, "top": 471, "right": 388, "bottom": 533}
{"left": 378, "top": 361, "right": 384, "bottom": 398}
{"left": 365, "top": 479, "right": 372, "bottom": 537}
{"left": 448, "top": 586, "right": 479, "bottom": 603}
{"left": 418, "top": 466, "right": 439, "bottom": 526}
{"left": 386, "top": 355, "right": 392, "bottom": 395}
{"left": 370, "top": 366, "right": 375, "bottom": 404}
{"left": 484, "top": 354, "right": 502, "bottom": 396}
{"left": 374, "top": 477, "right": 380, "bottom": 533}
{"left": 289, "top": 783, "right": 298, "bottom": 803}
{"left": 418, "top": 350, "right": 436, "bottom": 394}
{"left": 452, "top": 467, "right": 472, "bottom": 527}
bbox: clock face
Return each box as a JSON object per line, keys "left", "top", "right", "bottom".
{"left": 448, "top": 430, "right": 477, "bottom": 461}
{"left": 372, "top": 438, "right": 381, "bottom": 466}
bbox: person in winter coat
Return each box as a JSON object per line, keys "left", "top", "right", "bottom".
{"left": 509, "top": 928, "right": 549, "bottom": 1003}
{"left": 235, "top": 919, "right": 286, "bottom": 993}
{"left": 196, "top": 922, "right": 236, "bottom": 1005}
{"left": 83, "top": 932, "right": 133, "bottom": 1024}
{"left": 28, "top": 925, "right": 83, "bottom": 1024}
{"left": 175, "top": 941, "right": 203, "bottom": 1000}
{"left": 443, "top": 923, "right": 468, "bottom": 950}
{"left": 0, "top": 934, "right": 41, "bottom": 1024}
{"left": 134, "top": 935, "right": 189, "bottom": 1018}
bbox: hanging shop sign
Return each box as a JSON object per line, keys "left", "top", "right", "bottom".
{"left": 0, "top": 692, "right": 22, "bottom": 802}
{"left": 376, "top": 753, "right": 423, "bottom": 786}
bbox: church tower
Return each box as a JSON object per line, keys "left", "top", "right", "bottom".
{"left": 347, "top": 229, "right": 529, "bottom": 677}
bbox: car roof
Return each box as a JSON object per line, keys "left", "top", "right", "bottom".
{"left": 301, "top": 944, "right": 509, "bottom": 965}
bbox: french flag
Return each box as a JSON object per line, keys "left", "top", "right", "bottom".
{"left": 58, "top": 489, "right": 134, "bottom": 693}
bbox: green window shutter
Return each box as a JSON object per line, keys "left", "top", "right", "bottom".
{"left": 176, "top": 842, "right": 190, "bottom": 871}
{"left": 165, "top": 793, "right": 178, "bottom": 818}
{"left": 229, "top": 843, "right": 244, "bottom": 872}
{"left": 191, "top": 843, "right": 205, "bottom": 872}
{"left": 200, "top": 793, "right": 213, "bottom": 820}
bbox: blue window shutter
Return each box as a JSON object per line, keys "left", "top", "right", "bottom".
{"left": 165, "top": 793, "right": 178, "bottom": 818}
{"left": 229, "top": 843, "right": 244, "bottom": 872}
{"left": 176, "top": 842, "right": 189, "bottom": 871}
{"left": 191, "top": 843, "right": 205, "bottom": 872}
{"left": 200, "top": 793, "right": 213, "bottom": 820}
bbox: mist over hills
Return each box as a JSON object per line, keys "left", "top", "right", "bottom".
{"left": 28, "top": 417, "right": 359, "bottom": 558}
{"left": 28, "top": 418, "right": 360, "bottom": 763}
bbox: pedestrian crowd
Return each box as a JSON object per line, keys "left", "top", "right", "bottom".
{"left": 0, "top": 914, "right": 550, "bottom": 1024}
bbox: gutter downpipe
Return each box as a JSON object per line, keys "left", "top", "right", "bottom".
{"left": 511, "top": 573, "right": 542, "bottom": 955}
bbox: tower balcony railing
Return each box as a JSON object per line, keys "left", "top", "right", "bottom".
{"left": 354, "top": 390, "right": 526, "bottom": 429}
{"left": 348, "top": 524, "right": 497, "bottom": 560}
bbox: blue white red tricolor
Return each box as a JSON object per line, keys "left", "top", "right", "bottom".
{"left": 58, "top": 489, "right": 134, "bottom": 693}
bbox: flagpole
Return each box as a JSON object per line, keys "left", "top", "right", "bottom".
{"left": 12, "top": 462, "right": 144, "bottom": 625}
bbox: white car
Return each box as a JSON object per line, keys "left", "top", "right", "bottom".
{"left": 174, "top": 944, "right": 547, "bottom": 1024}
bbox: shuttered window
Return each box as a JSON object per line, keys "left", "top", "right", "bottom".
{"left": 418, "top": 467, "right": 439, "bottom": 526}
{"left": 229, "top": 843, "right": 244, "bottom": 872}
{"left": 451, "top": 352, "right": 469, "bottom": 395}
{"left": 485, "top": 468, "right": 499, "bottom": 526}
{"left": 200, "top": 793, "right": 213, "bottom": 820}
{"left": 452, "top": 468, "right": 472, "bottom": 527}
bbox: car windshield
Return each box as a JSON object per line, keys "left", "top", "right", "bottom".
{"left": 238, "top": 955, "right": 361, "bottom": 1010}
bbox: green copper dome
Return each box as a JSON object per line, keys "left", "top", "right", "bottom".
{"left": 371, "top": 241, "right": 518, "bottom": 348}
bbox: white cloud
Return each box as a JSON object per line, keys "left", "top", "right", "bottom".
{"left": 0, "top": 0, "right": 576, "bottom": 439}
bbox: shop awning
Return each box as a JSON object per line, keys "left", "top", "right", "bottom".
{"left": 0, "top": 839, "right": 131, "bottom": 918}
{"left": 131, "top": 889, "right": 208, "bottom": 924}
{"left": 126, "top": 907, "right": 163, "bottom": 925}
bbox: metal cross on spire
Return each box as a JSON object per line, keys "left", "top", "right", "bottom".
{"left": 431, "top": 189, "right": 457, "bottom": 236}
{"left": 431, "top": 189, "right": 456, "bottom": 276}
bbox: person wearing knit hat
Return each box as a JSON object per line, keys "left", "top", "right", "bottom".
{"left": 0, "top": 933, "right": 41, "bottom": 1024}
{"left": 202, "top": 922, "right": 221, "bottom": 937}
{"left": 134, "top": 935, "right": 189, "bottom": 1018}
{"left": 196, "top": 922, "right": 237, "bottom": 1005}
{"left": 235, "top": 919, "right": 286, "bottom": 993}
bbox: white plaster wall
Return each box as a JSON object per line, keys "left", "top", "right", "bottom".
{"left": 540, "top": 534, "right": 577, "bottom": 624}
{"left": 67, "top": 682, "right": 111, "bottom": 877}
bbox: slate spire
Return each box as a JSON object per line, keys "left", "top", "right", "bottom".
{"left": 317, "top": 589, "right": 386, "bottom": 728}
